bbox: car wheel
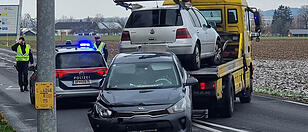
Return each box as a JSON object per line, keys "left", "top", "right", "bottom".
{"left": 220, "top": 77, "right": 234, "bottom": 118}
{"left": 30, "top": 84, "right": 35, "bottom": 105}
{"left": 208, "top": 40, "right": 223, "bottom": 66}
{"left": 190, "top": 45, "right": 201, "bottom": 70}
{"left": 239, "top": 79, "right": 252, "bottom": 103}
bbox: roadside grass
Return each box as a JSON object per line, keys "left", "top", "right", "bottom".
{"left": 254, "top": 86, "right": 308, "bottom": 104}
{"left": 261, "top": 37, "right": 308, "bottom": 40}
{"left": 0, "top": 44, "right": 11, "bottom": 48}
{"left": 0, "top": 112, "right": 15, "bottom": 132}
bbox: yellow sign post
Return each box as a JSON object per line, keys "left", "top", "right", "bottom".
{"left": 35, "top": 82, "right": 54, "bottom": 110}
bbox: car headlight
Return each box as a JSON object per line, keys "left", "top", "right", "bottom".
{"left": 167, "top": 98, "right": 186, "bottom": 114}
{"left": 95, "top": 103, "right": 112, "bottom": 118}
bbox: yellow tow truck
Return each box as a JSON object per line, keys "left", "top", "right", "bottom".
{"left": 114, "top": 0, "right": 261, "bottom": 118}
{"left": 164, "top": 0, "right": 262, "bottom": 117}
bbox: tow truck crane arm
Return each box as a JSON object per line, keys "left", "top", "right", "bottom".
{"left": 114, "top": 0, "right": 192, "bottom": 10}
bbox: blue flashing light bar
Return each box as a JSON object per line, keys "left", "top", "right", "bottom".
{"left": 80, "top": 43, "right": 91, "bottom": 47}
{"left": 56, "top": 39, "right": 96, "bottom": 50}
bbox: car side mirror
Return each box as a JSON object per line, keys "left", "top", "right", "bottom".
{"left": 184, "top": 77, "right": 198, "bottom": 86}
{"left": 250, "top": 32, "right": 261, "bottom": 42}
{"left": 253, "top": 11, "right": 262, "bottom": 33}
{"left": 209, "top": 22, "right": 217, "bottom": 29}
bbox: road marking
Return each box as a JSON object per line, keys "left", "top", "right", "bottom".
{"left": 282, "top": 100, "right": 308, "bottom": 107}
{"left": 0, "top": 53, "right": 14, "bottom": 58}
{"left": 5, "top": 86, "right": 20, "bottom": 90}
{"left": 193, "top": 123, "right": 223, "bottom": 132}
{"left": 0, "top": 48, "right": 16, "bottom": 54}
{"left": 25, "top": 118, "right": 35, "bottom": 121}
{"left": 194, "top": 120, "right": 249, "bottom": 132}
{"left": 0, "top": 57, "right": 15, "bottom": 63}
{"left": 2, "top": 105, "right": 12, "bottom": 108}
{"left": 254, "top": 94, "right": 308, "bottom": 107}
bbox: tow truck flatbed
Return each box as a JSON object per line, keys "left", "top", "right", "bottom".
{"left": 189, "top": 58, "right": 244, "bottom": 78}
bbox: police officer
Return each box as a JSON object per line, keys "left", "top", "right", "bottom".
{"left": 94, "top": 36, "right": 108, "bottom": 61}
{"left": 11, "top": 37, "right": 34, "bottom": 92}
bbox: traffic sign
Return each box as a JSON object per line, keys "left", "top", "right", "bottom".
{"left": 0, "top": 5, "right": 19, "bottom": 35}
{"left": 35, "top": 82, "right": 54, "bottom": 110}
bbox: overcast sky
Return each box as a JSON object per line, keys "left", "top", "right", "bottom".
{"left": 1, "top": 0, "right": 308, "bottom": 19}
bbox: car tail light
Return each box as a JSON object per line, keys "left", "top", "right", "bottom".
{"left": 200, "top": 82, "right": 206, "bottom": 90}
{"left": 56, "top": 72, "right": 67, "bottom": 78}
{"left": 176, "top": 28, "right": 191, "bottom": 39}
{"left": 121, "top": 31, "right": 131, "bottom": 41}
{"left": 96, "top": 70, "right": 108, "bottom": 75}
{"left": 213, "top": 84, "right": 216, "bottom": 88}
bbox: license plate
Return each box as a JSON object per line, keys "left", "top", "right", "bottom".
{"left": 73, "top": 80, "right": 91, "bottom": 85}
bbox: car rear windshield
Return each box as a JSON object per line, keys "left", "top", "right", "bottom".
{"left": 125, "top": 9, "right": 183, "bottom": 28}
{"left": 106, "top": 62, "right": 180, "bottom": 89}
{"left": 56, "top": 52, "right": 106, "bottom": 69}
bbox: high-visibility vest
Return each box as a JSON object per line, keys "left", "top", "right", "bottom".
{"left": 16, "top": 44, "right": 30, "bottom": 61}
{"left": 94, "top": 42, "right": 105, "bottom": 56}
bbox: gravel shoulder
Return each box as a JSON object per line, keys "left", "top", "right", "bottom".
{"left": 253, "top": 60, "right": 308, "bottom": 96}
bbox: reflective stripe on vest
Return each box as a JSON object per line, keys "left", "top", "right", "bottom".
{"left": 94, "top": 42, "right": 105, "bottom": 56}
{"left": 16, "top": 44, "right": 30, "bottom": 61}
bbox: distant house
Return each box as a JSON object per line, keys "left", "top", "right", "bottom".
{"left": 55, "top": 22, "right": 99, "bottom": 36}
{"left": 21, "top": 28, "right": 36, "bottom": 36}
{"left": 288, "top": 29, "right": 308, "bottom": 37}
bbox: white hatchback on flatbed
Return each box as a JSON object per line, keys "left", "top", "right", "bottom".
{"left": 119, "top": 5, "right": 221, "bottom": 69}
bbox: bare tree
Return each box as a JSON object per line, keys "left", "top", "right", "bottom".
{"left": 115, "top": 17, "right": 127, "bottom": 28}
{"left": 93, "top": 13, "right": 104, "bottom": 23}
{"left": 298, "top": 5, "right": 308, "bottom": 29}
{"left": 21, "top": 13, "right": 37, "bottom": 31}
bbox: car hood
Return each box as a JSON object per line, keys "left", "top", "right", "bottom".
{"left": 99, "top": 88, "right": 183, "bottom": 107}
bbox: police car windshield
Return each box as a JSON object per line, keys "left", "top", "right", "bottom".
{"left": 56, "top": 52, "right": 106, "bottom": 69}
{"left": 106, "top": 62, "right": 180, "bottom": 90}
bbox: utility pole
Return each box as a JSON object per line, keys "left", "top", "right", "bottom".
{"left": 36, "top": 0, "right": 57, "bottom": 131}
{"left": 16, "top": 0, "right": 22, "bottom": 40}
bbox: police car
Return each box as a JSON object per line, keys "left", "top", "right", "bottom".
{"left": 29, "top": 40, "right": 108, "bottom": 104}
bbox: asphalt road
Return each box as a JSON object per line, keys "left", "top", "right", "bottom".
{"left": 0, "top": 47, "right": 308, "bottom": 132}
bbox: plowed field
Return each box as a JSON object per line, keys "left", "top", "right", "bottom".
{"left": 252, "top": 39, "right": 308, "bottom": 60}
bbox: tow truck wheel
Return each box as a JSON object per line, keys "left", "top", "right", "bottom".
{"left": 221, "top": 78, "right": 234, "bottom": 118}
{"left": 239, "top": 79, "right": 252, "bottom": 103}
{"left": 190, "top": 45, "right": 201, "bottom": 70}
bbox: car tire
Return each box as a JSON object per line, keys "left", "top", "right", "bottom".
{"left": 190, "top": 45, "right": 201, "bottom": 70}
{"left": 30, "top": 84, "right": 35, "bottom": 105}
{"left": 220, "top": 77, "right": 234, "bottom": 118}
{"left": 239, "top": 79, "right": 252, "bottom": 103}
{"left": 208, "top": 40, "right": 223, "bottom": 66}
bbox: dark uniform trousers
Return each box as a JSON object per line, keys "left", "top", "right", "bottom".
{"left": 16, "top": 61, "right": 29, "bottom": 90}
